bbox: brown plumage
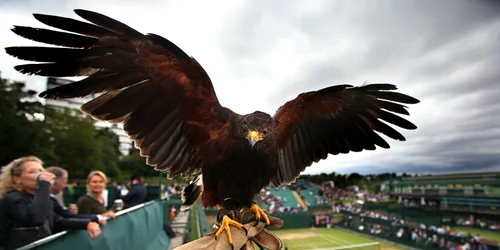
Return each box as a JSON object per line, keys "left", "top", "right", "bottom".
{"left": 5, "top": 10, "right": 419, "bottom": 212}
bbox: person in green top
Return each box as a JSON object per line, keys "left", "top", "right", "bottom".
{"left": 77, "top": 170, "right": 115, "bottom": 219}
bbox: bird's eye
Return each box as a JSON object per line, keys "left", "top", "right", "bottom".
{"left": 262, "top": 129, "right": 268, "bottom": 135}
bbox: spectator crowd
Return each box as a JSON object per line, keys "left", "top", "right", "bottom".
{"left": 0, "top": 155, "right": 149, "bottom": 250}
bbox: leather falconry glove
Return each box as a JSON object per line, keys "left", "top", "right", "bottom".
{"left": 174, "top": 212, "right": 284, "bottom": 250}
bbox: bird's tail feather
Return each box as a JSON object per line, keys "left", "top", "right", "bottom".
{"left": 181, "top": 174, "right": 203, "bottom": 211}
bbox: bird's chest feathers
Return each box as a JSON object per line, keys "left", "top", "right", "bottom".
{"left": 225, "top": 143, "right": 269, "bottom": 165}
{"left": 203, "top": 139, "right": 272, "bottom": 168}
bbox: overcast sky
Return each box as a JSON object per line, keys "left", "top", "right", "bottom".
{"left": 1, "top": 0, "right": 499, "bottom": 175}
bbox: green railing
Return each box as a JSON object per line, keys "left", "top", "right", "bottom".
{"left": 187, "top": 204, "right": 196, "bottom": 241}
{"left": 186, "top": 204, "right": 213, "bottom": 242}
{"left": 196, "top": 204, "right": 212, "bottom": 237}
{"left": 16, "top": 199, "right": 170, "bottom": 250}
{"left": 162, "top": 198, "right": 209, "bottom": 246}
{"left": 163, "top": 198, "right": 187, "bottom": 243}
{"left": 163, "top": 198, "right": 183, "bottom": 224}
{"left": 266, "top": 212, "right": 313, "bottom": 230}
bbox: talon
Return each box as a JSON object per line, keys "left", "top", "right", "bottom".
{"left": 214, "top": 215, "right": 244, "bottom": 244}
{"left": 254, "top": 216, "right": 261, "bottom": 226}
{"left": 242, "top": 203, "right": 271, "bottom": 226}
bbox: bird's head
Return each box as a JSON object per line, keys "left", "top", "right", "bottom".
{"left": 239, "top": 111, "right": 274, "bottom": 148}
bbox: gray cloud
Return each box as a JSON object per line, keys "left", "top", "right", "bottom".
{"left": 1, "top": 0, "right": 499, "bottom": 175}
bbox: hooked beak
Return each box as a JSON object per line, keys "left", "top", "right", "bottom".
{"left": 249, "top": 137, "right": 258, "bottom": 147}
{"left": 246, "top": 130, "right": 262, "bottom": 148}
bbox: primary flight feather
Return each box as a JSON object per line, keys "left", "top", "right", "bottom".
{"left": 6, "top": 9, "right": 419, "bottom": 237}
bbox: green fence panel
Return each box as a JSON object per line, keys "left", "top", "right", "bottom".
{"left": 269, "top": 213, "right": 313, "bottom": 230}
{"left": 309, "top": 205, "right": 332, "bottom": 211}
{"left": 338, "top": 224, "right": 436, "bottom": 250}
{"left": 29, "top": 200, "right": 170, "bottom": 250}
{"left": 146, "top": 186, "right": 161, "bottom": 202}
{"left": 163, "top": 199, "right": 183, "bottom": 225}
{"left": 145, "top": 230, "right": 171, "bottom": 250}
{"left": 196, "top": 204, "right": 212, "bottom": 236}
{"left": 361, "top": 205, "right": 448, "bottom": 226}
{"left": 106, "top": 187, "right": 119, "bottom": 210}
{"left": 186, "top": 206, "right": 193, "bottom": 240}
{"left": 62, "top": 186, "right": 87, "bottom": 206}
{"left": 339, "top": 218, "right": 499, "bottom": 250}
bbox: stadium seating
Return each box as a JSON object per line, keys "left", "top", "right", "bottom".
{"left": 269, "top": 188, "right": 299, "bottom": 208}
{"left": 299, "top": 186, "right": 321, "bottom": 207}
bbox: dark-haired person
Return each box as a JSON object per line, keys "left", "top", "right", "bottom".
{"left": 121, "top": 173, "right": 147, "bottom": 209}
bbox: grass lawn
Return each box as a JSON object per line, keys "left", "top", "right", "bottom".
{"left": 272, "top": 228, "right": 404, "bottom": 250}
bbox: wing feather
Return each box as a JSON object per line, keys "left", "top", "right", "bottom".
{"left": 377, "top": 100, "right": 409, "bottom": 115}
{"left": 293, "top": 127, "right": 307, "bottom": 167}
{"left": 10, "top": 26, "right": 97, "bottom": 48}
{"left": 7, "top": 9, "right": 235, "bottom": 179}
{"left": 378, "top": 110, "right": 417, "bottom": 130}
{"left": 140, "top": 106, "right": 182, "bottom": 149}
{"left": 33, "top": 13, "right": 116, "bottom": 37}
{"left": 272, "top": 83, "right": 419, "bottom": 186}
{"left": 147, "top": 119, "right": 183, "bottom": 164}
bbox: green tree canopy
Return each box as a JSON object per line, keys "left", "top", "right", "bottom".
{"left": 0, "top": 75, "right": 123, "bottom": 180}
{"left": 0, "top": 77, "right": 45, "bottom": 165}
{"left": 43, "top": 107, "right": 104, "bottom": 178}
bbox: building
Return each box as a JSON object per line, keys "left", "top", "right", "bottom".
{"left": 45, "top": 77, "right": 132, "bottom": 156}
{"left": 387, "top": 172, "right": 500, "bottom": 215}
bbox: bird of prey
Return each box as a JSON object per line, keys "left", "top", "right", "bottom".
{"left": 5, "top": 9, "right": 419, "bottom": 244}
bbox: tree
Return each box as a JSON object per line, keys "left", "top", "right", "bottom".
{"left": 0, "top": 76, "right": 45, "bottom": 165}
{"left": 0, "top": 74, "right": 129, "bottom": 179}
{"left": 118, "top": 143, "right": 190, "bottom": 184}
{"left": 346, "top": 173, "right": 362, "bottom": 182}
{"left": 119, "top": 145, "right": 158, "bottom": 177}
{"left": 95, "top": 128, "right": 121, "bottom": 177}
{"left": 44, "top": 107, "right": 104, "bottom": 178}
{"left": 357, "top": 179, "right": 368, "bottom": 190}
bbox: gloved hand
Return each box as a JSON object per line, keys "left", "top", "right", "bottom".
{"left": 173, "top": 212, "right": 284, "bottom": 250}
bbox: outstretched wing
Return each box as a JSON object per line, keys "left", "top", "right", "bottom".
{"left": 271, "top": 84, "right": 419, "bottom": 186}
{"left": 5, "top": 9, "right": 235, "bottom": 178}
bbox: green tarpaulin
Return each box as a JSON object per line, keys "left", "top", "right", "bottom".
{"left": 21, "top": 200, "right": 170, "bottom": 250}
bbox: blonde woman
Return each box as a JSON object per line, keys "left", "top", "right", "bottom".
{"left": 77, "top": 171, "right": 115, "bottom": 219}
{"left": 0, "top": 156, "right": 101, "bottom": 250}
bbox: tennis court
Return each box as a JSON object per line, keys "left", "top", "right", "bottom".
{"left": 272, "top": 228, "right": 403, "bottom": 250}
